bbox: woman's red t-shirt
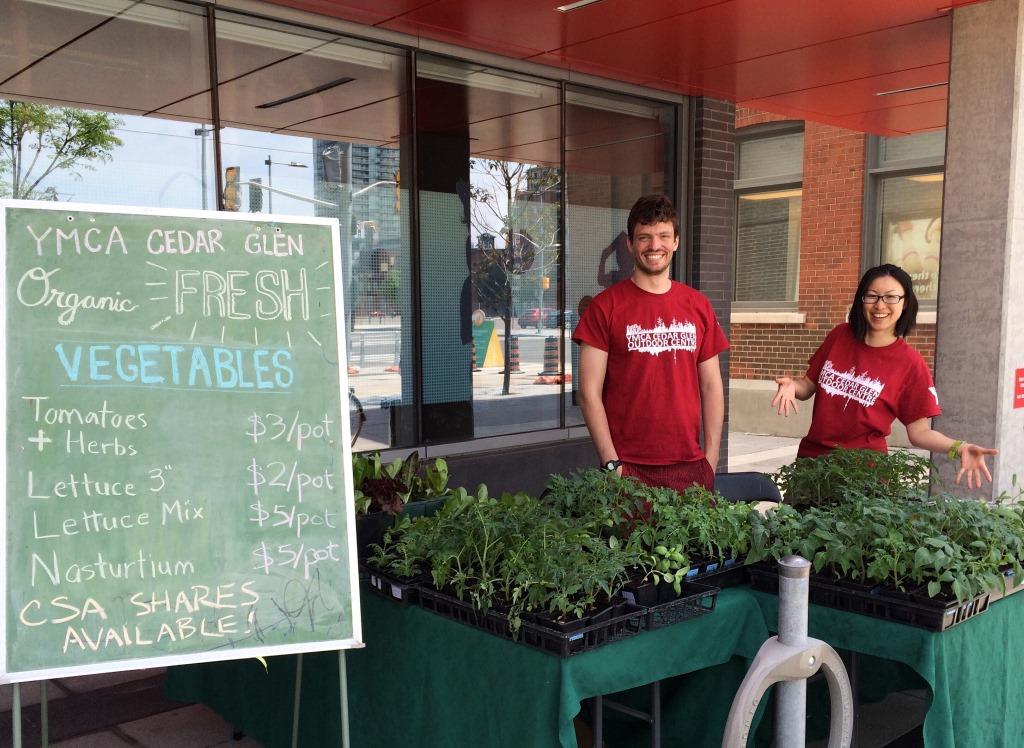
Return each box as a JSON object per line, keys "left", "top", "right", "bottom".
{"left": 798, "top": 323, "right": 941, "bottom": 457}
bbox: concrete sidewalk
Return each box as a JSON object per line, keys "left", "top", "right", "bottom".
{"left": 1, "top": 431, "right": 801, "bottom": 747}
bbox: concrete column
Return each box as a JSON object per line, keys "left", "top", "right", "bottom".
{"left": 936, "top": 0, "right": 1024, "bottom": 497}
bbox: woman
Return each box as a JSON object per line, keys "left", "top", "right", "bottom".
{"left": 772, "top": 264, "right": 996, "bottom": 489}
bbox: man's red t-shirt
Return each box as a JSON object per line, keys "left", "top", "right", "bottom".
{"left": 798, "top": 323, "right": 941, "bottom": 458}
{"left": 572, "top": 279, "right": 729, "bottom": 465}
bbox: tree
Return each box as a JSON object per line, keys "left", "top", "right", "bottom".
{"left": 470, "top": 158, "right": 560, "bottom": 395}
{"left": 1, "top": 99, "right": 122, "bottom": 200}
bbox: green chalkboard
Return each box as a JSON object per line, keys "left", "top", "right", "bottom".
{"left": 1, "top": 200, "right": 361, "bottom": 683}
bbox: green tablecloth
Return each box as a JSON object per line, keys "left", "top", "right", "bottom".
{"left": 750, "top": 590, "right": 1024, "bottom": 748}
{"left": 164, "top": 586, "right": 1024, "bottom": 747}
{"left": 165, "top": 588, "right": 770, "bottom": 747}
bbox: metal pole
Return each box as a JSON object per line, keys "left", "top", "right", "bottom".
{"left": 195, "top": 129, "right": 208, "bottom": 210}
{"left": 266, "top": 155, "right": 273, "bottom": 214}
{"left": 776, "top": 555, "right": 811, "bottom": 747}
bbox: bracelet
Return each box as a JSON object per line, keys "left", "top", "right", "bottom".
{"left": 948, "top": 440, "right": 964, "bottom": 461}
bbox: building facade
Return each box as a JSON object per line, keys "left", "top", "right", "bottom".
{"left": 728, "top": 107, "right": 946, "bottom": 442}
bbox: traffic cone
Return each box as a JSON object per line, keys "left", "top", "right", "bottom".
{"left": 503, "top": 336, "right": 522, "bottom": 374}
{"left": 538, "top": 336, "right": 560, "bottom": 376}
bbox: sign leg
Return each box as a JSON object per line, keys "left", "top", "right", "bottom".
{"left": 41, "top": 680, "right": 49, "bottom": 747}
{"left": 339, "top": 650, "right": 351, "bottom": 748}
{"left": 13, "top": 683, "right": 22, "bottom": 748}
{"left": 291, "top": 654, "right": 304, "bottom": 748}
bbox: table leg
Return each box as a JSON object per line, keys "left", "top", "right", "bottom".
{"left": 651, "top": 680, "right": 661, "bottom": 748}
{"left": 593, "top": 695, "right": 603, "bottom": 748}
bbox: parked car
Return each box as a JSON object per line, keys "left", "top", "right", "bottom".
{"left": 518, "top": 308, "right": 576, "bottom": 328}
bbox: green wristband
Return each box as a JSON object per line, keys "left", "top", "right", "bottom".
{"left": 948, "top": 440, "right": 964, "bottom": 461}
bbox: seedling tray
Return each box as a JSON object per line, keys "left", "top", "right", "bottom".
{"left": 360, "top": 564, "right": 423, "bottom": 606}
{"left": 686, "top": 557, "right": 749, "bottom": 588}
{"left": 418, "top": 585, "right": 645, "bottom": 656}
{"left": 747, "top": 562, "right": 990, "bottom": 632}
{"left": 415, "top": 585, "right": 713, "bottom": 657}
{"left": 640, "top": 581, "right": 720, "bottom": 629}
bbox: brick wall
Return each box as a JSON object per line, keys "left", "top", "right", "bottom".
{"left": 690, "top": 97, "right": 736, "bottom": 468}
{"left": 729, "top": 113, "right": 939, "bottom": 380}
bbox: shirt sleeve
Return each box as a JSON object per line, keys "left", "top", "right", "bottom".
{"left": 571, "top": 294, "right": 611, "bottom": 351}
{"left": 696, "top": 299, "right": 730, "bottom": 363}
{"left": 897, "top": 353, "right": 942, "bottom": 424}
{"left": 806, "top": 325, "right": 840, "bottom": 381}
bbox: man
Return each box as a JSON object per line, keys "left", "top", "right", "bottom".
{"left": 572, "top": 194, "right": 728, "bottom": 492}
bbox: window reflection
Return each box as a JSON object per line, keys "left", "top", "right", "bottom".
{"left": 0, "top": 0, "right": 212, "bottom": 209}
{"left": 213, "top": 11, "right": 411, "bottom": 451}
{"left": 416, "top": 56, "right": 562, "bottom": 442}
{"left": 564, "top": 87, "right": 675, "bottom": 425}
{"left": 735, "top": 191, "right": 802, "bottom": 302}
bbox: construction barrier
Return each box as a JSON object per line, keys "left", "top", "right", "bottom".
{"left": 535, "top": 336, "right": 571, "bottom": 384}
{"left": 503, "top": 335, "right": 522, "bottom": 373}
{"left": 471, "top": 339, "right": 482, "bottom": 372}
{"left": 538, "top": 336, "right": 560, "bottom": 376}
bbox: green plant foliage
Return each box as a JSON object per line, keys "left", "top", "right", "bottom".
{"left": 749, "top": 493, "right": 1024, "bottom": 603}
{"left": 353, "top": 451, "right": 452, "bottom": 515}
{"left": 368, "top": 484, "right": 643, "bottom": 633}
{"left": 772, "top": 448, "right": 933, "bottom": 508}
{"left": 1, "top": 99, "right": 122, "bottom": 199}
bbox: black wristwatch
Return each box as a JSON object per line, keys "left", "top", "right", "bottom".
{"left": 601, "top": 459, "right": 622, "bottom": 472}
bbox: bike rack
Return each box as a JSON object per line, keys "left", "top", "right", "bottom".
{"left": 722, "top": 556, "right": 854, "bottom": 748}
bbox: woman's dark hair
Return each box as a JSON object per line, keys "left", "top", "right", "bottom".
{"left": 847, "top": 263, "right": 919, "bottom": 340}
{"left": 627, "top": 194, "right": 679, "bottom": 240}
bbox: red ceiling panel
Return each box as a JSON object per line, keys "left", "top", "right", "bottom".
{"left": 264, "top": 0, "right": 994, "bottom": 133}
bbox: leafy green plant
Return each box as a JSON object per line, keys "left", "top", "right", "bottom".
{"left": 541, "top": 469, "right": 664, "bottom": 537}
{"left": 773, "top": 448, "right": 932, "bottom": 508}
{"left": 353, "top": 451, "right": 451, "bottom": 515}
{"left": 750, "top": 492, "right": 1024, "bottom": 603}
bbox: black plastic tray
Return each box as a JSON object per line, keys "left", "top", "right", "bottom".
{"left": 638, "top": 581, "right": 720, "bottom": 629}
{"left": 747, "top": 562, "right": 990, "bottom": 632}
{"left": 686, "top": 557, "right": 749, "bottom": 588}
{"left": 416, "top": 584, "right": 718, "bottom": 657}
{"left": 360, "top": 564, "right": 423, "bottom": 606}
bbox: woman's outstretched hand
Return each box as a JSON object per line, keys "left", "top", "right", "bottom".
{"left": 772, "top": 376, "right": 799, "bottom": 417}
{"left": 957, "top": 443, "right": 998, "bottom": 489}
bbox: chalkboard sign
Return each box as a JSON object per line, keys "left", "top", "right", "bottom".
{"left": 0, "top": 201, "right": 361, "bottom": 683}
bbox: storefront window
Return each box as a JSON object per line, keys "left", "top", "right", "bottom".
{"left": 563, "top": 86, "right": 676, "bottom": 425}
{"left": 2, "top": 0, "right": 684, "bottom": 454}
{"left": 214, "top": 11, "right": 411, "bottom": 451}
{"left": 1, "top": 0, "right": 212, "bottom": 207}
{"left": 415, "top": 56, "right": 562, "bottom": 442}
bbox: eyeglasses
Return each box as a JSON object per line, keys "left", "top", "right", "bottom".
{"left": 861, "top": 293, "right": 904, "bottom": 305}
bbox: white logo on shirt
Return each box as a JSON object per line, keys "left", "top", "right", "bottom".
{"left": 818, "top": 360, "right": 884, "bottom": 408}
{"left": 929, "top": 386, "right": 939, "bottom": 406}
{"left": 626, "top": 318, "right": 697, "bottom": 356}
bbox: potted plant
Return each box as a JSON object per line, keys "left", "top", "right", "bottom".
{"left": 353, "top": 451, "right": 453, "bottom": 557}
